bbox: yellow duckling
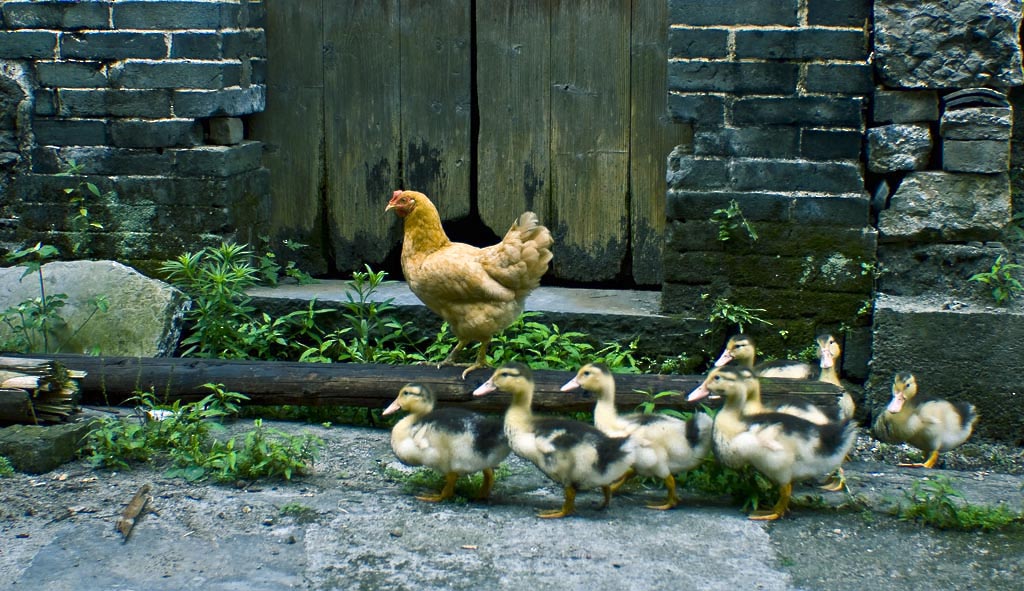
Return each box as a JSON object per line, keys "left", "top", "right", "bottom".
{"left": 560, "top": 363, "right": 712, "bottom": 510}
{"left": 383, "top": 383, "right": 510, "bottom": 502}
{"left": 473, "top": 363, "right": 635, "bottom": 518}
{"left": 872, "top": 372, "right": 978, "bottom": 469}
{"left": 703, "top": 365, "right": 857, "bottom": 520}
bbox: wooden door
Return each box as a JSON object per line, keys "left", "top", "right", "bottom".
{"left": 252, "top": 0, "right": 682, "bottom": 286}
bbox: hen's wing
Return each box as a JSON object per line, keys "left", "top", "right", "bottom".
{"left": 477, "top": 212, "right": 553, "bottom": 295}
{"left": 408, "top": 242, "right": 518, "bottom": 304}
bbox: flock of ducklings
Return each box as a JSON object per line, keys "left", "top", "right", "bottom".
{"left": 383, "top": 333, "right": 978, "bottom": 520}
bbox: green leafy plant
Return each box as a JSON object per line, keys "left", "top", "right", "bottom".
{"left": 969, "top": 255, "right": 1024, "bottom": 305}
{"left": 635, "top": 389, "right": 691, "bottom": 421}
{"left": 680, "top": 456, "right": 776, "bottom": 513}
{"left": 0, "top": 456, "right": 14, "bottom": 477}
{"left": 0, "top": 242, "right": 108, "bottom": 354}
{"left": 57, "top": 159, "right": 113, "bottom": 256}
{"left": 255, "top": 235, "right": 316, "bottom": 286}
{"left": 710, "top": 199, "right": 758, "bottom": 242}
{"left": 898, "top": 476, "right": 1022, "bottom": 531}
{"left": 701, "top": 294, "right": 771, "bottom": 335}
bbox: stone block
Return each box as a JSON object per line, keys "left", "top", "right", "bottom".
{"left": 113, "top": 1, "right": 240, "bottom": 30}
{"left": 669, "top": 0, "right": 798, "bottom": 26}
{"left": 874, "top": 0, "right": 1024, "bottom": 88}
{"left": 667, "top": 28, "right": 729, "bottom": 59}
{"left": 32, "top": 118, "right": 107, "bottom": 146}
{"left": 31, "top": 145, "right": 173, "bottom": 175}
{"left": 808, "top": 0, "right": 871, "bottom": 27}
{"left": 940, "top": 107, "right": 1012, "bottom": 140}
{"left": 109, "top": 118, "right": 203, "bottom": 148}
{"left": 173, "top": 86, "right": 267, "bottom": 117}
{"left": 732, "top": 96, "right": 864, "bottom": 127}
{"left": 693, "top": 127, "right": 799, "bottom": 158}
{"left": 0, "top": 422, "right": 94, "bottom": 474}
{"left": 35, "top": 60, "right": 107, "bottom": 88}
{"left": 872, "top": 90, "right": 940, "bottom": 123}
{"left": 667, "top": 93, "right": 725, "bottom": 125}
{"left": 171, "top": 32, "right": 221, "bottom": 59}
{"left": 730, "top": 159, "right": 864, "bottom": 193}
{"left": 866, "top": 293, "right": 1024, "bottom": 443}
{"left": 805, "top": 64, "right": 874, "bottom": 94}
{"left": 57, "top": 88, "right": 173, "bottom": 118}
{"left": 666, "top": 190, "right": 870, "bottom": 227}
{"left": 0, "top": 31, "right": 57, "bottom": 58}
{"left": 666, "top": 155, "right": 730, "bottom": 191}
{"left": 668, "top": 61, "right": 797, "bottom": 94}
{"left": 0, "top": 260, "right": 188, "bottom": 357}
{"left": 878, "top": 171, "right": 1011, "bottom": 242}
{"left": 207, "top": 117, "right": 244, "bottom": 145}
{"left": 110, "top": 60, "right": 240, "bottom": 90}
{"left": 1, "top": 1, "right": 110, "bottom": 30}
{"left": 171, "top": 141, "right": 263, "bottom": 177}
{"left": 800, "top": 128, "right": 863, "bottom": 160}
{"left": 942, "top": 139, "right": 1011, "bottom": 173}
{"left": 877, "top": 242, "right": 1011, "bottom": 298}
{"left": 866, "top": 123, "right": 933, "bottom": 173}
{"left": 59, "top": 31, "right": 168, "bottom": 60}
{"left": 734, "top": 29, "right": 867, "bottom": 60}
{"left": 223, "top": 29, "right": 266, "bottom": 59}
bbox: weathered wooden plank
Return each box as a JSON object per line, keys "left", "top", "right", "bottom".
{"left": 324, "top": 0, "right": 402, "bottom": 271}
{"left": 42, "top": 355, "right": 845, "bottom": 416}
{"left": 629, "top": 0, "right": 691, "bottom": 287}
{"left": 476, "top": 1, "right": 552, "bottom": 235}
{"left": 248, "top": 0, "right": 327, "bottom": 272}
{"left": 549, "top": 0, "right": 631, "bottom": 282}
{"left": 399, "top": 0, "right": 472, "bottom": 221}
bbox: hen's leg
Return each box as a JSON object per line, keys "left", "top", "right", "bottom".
{"left": 459, "top": 338, "right": 491, "bottom": 379}
{"left": 438, "top": 340, "right": 466, "bottom": 367}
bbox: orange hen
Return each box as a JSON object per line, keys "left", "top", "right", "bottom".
{"left": 386, "top": 190, "right": 553, "bottom": 378}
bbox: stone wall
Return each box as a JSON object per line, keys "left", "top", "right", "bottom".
{"left": 0, "top": 0, "right": 269, "bottom": 273}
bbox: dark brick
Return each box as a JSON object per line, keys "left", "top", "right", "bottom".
{"left": 173, "top": 86, "right": 266, "bottom": 117}
{"left": 113, "top": 1, "right": 239, "bottom": 30}
{"left": 109, "top": 119, "right": 203, "bottom": 148}
{"left": 110, "top": 60, "right": 240, "bottom": 90}
{"left": 33, "top": 89, "right": 57, "bottom": 116}
{"left": 32, "top": 118, "right": 107, "bottom": 146}
{"left": 58, "top": 89, "right": 173, "bottom": 118}
{"left": 171, "top": 32, "right": 221, "bottom": 59}
{"left": 666, "top": 190, "right": 870, "bottom": 226}
{"left": 731, "top": 159, "right": 864, "bottom": 193}
{"left": 694, "top": 127, "right": 800, "bottom": 158}
{"left": 35, "top": 61, "right": 107, "bottom": 88}
{"left": 735, "top": 29, "right": 867, "bottom": 61}
{"left": 172, "top": 141, "right": 264, "bottom": 177}
{"left": 1, "top": 1, "right": 110, "bottom": 30}
{"left": 31, "top": 145, "right": 174, "bottom": 175}
{"left": 872, "top": 90, "right": 940, "bottom": 124}
{"left": 668, "top": 61, "right": 797, "bottom": 94}
{"left": 733, "top": 96, "right": 864, "bottom": 126}
{"left": 808, "top": 0, "right": 871, "bottom": 27}
{"left": 801, "top": 129, "right": 863, "bottom": 160}
{"left": 251, "top": 58, "right": 267, "bottom": 85}
{"left": 667, "top": 28, "right": 729, "bottom": 59}
{"left": 0, "top": 31, "right": 57, "bottom": 58}
{"left": 666, "top": 156, "right": 730, "bottom": 191}
{"left": 223, "top": 29, "right": 266, "bottom": 59}
{"left": 60, "top": 31, "right": 168, "bottom": 60}
{"left": 805, "top": 64, "right": 873, "bottom": 94}
{"left": 668, "top": 0, "right": 798, "bottom": 26}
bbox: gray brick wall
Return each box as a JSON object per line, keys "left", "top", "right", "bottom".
{"left": 0, "top": 0, "right": 268, "bottom": 271}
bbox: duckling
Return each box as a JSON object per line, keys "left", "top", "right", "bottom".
{"left": 383, "top": 383, "right": 510, "bottom": 502}
{"left": 560, "top": 363, "right": 712, "bottom": 510}
{"left": 871, "top": 372, "right": 977, "bottom": 469}
{"left": 473, "top": 363, "right": 635, "bottom": 518}
{"left": 702, "top": 365, "right": 857, "bottom": 520}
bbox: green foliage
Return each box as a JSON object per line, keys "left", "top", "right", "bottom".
{"left": 0, "top": 456, "right": 14, "bottom": 477}
{"left": 701, "top": 294, "right": 771, "bottom": 335}
{"left": 898, "top": 476, "right": 1022, "bottom": 531}
{"left": 635, "top": 390, "right": 691, "bottom": 421}
{"left": 969, "top": 255, "right": 1024, "bottom": 305}
{"left": 679, "top": 456, "right": 777, "bottom": 513}
{"left": 382, "top": 463, "right": 511, "bottom": 501}
{"left": 57, "top": 159, "right": 113, "bottom": 256}
{"left": 255, "top": 235, "right": 317, "bottom": 286}
{"left": 0, "top": 242, "right": 108, "bottom": 354}
{"left": 83, "top": 389, "right": 321, "bottom": 483}
{"left": 710, "top": 199, "right": 758, "bottom": 242}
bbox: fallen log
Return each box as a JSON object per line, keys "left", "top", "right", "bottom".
{"left": 38, "top": 354, "right": 845, "bottom": 414}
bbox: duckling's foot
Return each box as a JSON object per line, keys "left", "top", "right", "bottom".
{"left": 819, "top": 468, "right": 846, "bottom": 492}
{"left": 747, "top": 510, "right": 783, "bottom": 521}
{"left": 748, "top": 483, "right": 791, "bottom": 520}
{"left": 597, "top": 485, "right": 613, "bottom": 510}
{"left": 538, "top": 486, "right": 577, "bottom": 518}
{"left": 647, "top": 475, "right": 679, "bottom": 510}
{"left": 899, "top": 450, "right": 940, "bottom": 469}
{"left": 416, "top": 472, "right": 458, "bottom": 503}
{"left": 609, "top": 468, "right": 636, "bottom": 493}
{"left": 475, "top": 468, "right": 496, "bottom": 501}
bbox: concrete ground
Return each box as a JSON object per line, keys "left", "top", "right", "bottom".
{"left": 2, "top": 422, "right": 1022, "bottom": 591}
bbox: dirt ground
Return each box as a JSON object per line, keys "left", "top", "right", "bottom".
{"left": 1, "top": 419, "right": 1022, "bottom": 591}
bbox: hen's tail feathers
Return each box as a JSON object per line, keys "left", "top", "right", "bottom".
{"left": 487, "top": 211, "right": 554, "bottom": 294}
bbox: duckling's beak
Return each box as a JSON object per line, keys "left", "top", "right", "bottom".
{"left": 820, "top": 348, "right": 835, "bottom": 369}
{"left": 886, "top": 391, "right": 905, "bottom": 413}
{"left": 560, "top": 377, "right": 581, "bottom": 392}
{"left": 473, "top": 379, "right": 497, "bottom": 397}
{"left": 714, "top": 351, "right": 733, "bottom": 367}
{"left": 382, "top": 398, "right": 402, "bottom": 416}
{"left": 687, "top": 381, "right": 710, "bottom": 402}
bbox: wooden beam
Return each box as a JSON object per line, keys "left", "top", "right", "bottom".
{"left": 39, "top": 355, "right": 843, "bottom": 415}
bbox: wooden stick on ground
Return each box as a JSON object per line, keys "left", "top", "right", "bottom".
{"left": 116, "top": 483, "right": 152, "bottom": 542}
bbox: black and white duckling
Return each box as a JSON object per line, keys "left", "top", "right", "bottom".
{"left": 871, "top": 372, "right": 977, "bottom": 469}
{"left": 383, "top": 383, "right": 510, "bottom": 502}
{"left": 560, "top": 363, "right": 712, "bottom": 510}
{"left": 702, "top": 365, "right": 857, "bottom": 520}
{"left": 473, "top": 363, "right": 635, "bottom": 518}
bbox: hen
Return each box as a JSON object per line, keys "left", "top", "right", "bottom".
{"left": 386, "top": 190, "right": 553, "bottom": 378}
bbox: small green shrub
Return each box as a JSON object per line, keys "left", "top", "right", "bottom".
{"left": 701, "top": 294, "right": 771, "bottom": 335}
{"left": 0, "top": 456, "right": 14, "bottom": 477}
{"left": 710, "top": 199, "right": 758, "bottom": 242}
{"left": 898, "top": 476, "right": 1022, "bottom": 531}
{"left": 969, "top": 255, "right": 1024, "bottom": 305}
